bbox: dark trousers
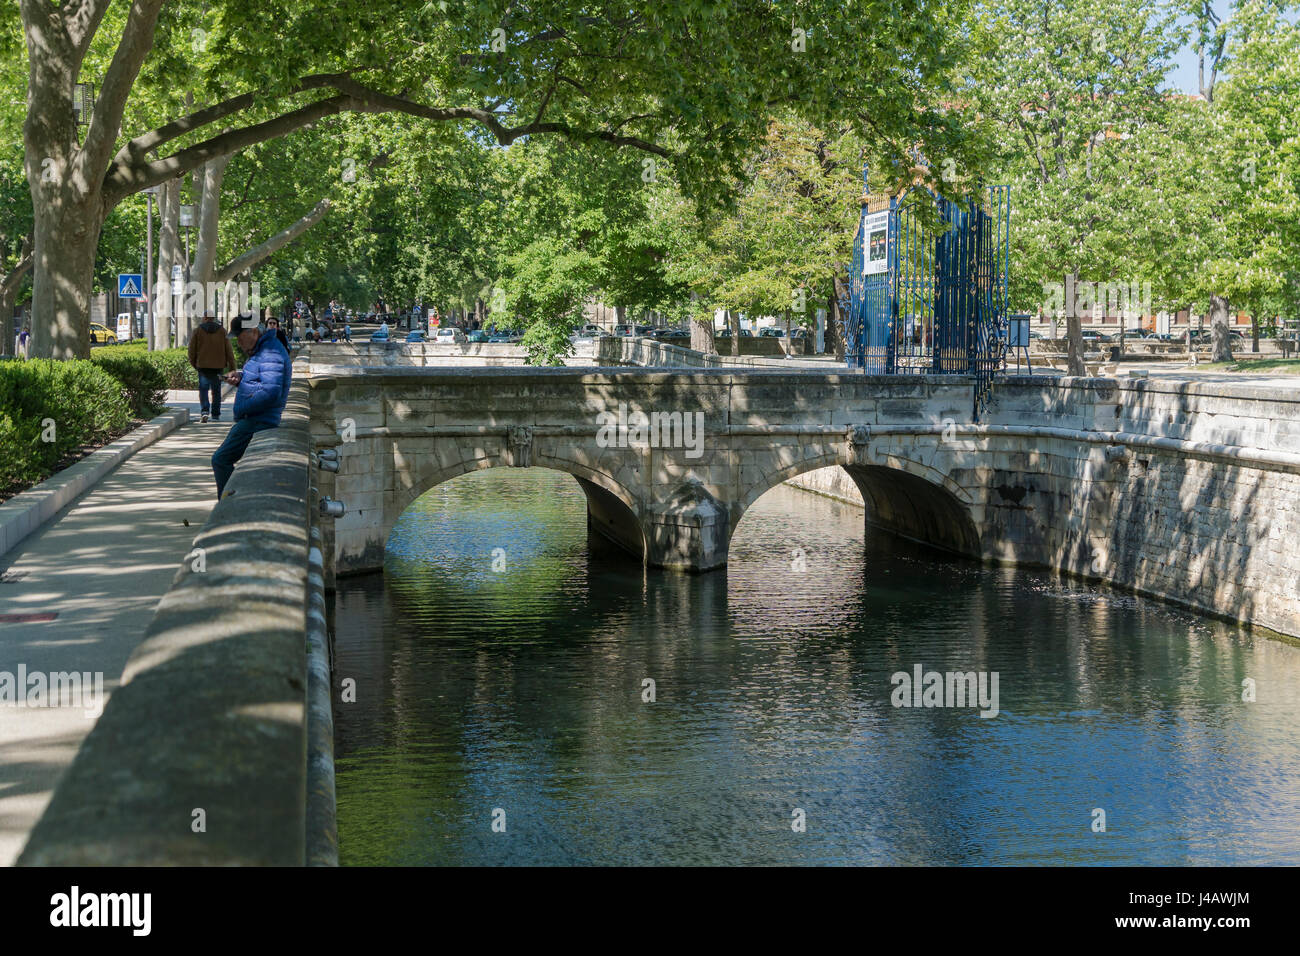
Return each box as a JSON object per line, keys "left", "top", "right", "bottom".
{"left": 212, "top": 419, "right": 277, "bottom": 497}
{"left": 197, "top": 369, "right": 225, "bottom": 418}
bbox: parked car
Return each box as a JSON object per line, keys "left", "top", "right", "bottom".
{"left": 467, "top": 330, "right": 490, "bottom": 343}
{"left": 578, "top": 323, "right": 602, "bottom": 336}
{"left": 488, "top": 329, "right": 521, "bottom": 343}
{"left": 405, "top": 329, "right": 425, "bottom": 342}
{"left": 434, "top": 327, "right": 467, "bottom": 344}
{"left": 370, "top": 328, "right": 390, "bottom": 343}
{"left": 88, "top": 322, "right": 116, "bottom": 345}
{"left": 758, "top": 327, "right": 785, "bottom": 337}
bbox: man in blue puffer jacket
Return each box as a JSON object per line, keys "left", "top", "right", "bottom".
{"left": 211, "top": 315, "right": 292, "bottom": 498}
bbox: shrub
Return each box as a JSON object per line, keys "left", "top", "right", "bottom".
{"left": 90, "top": 350, "right": 168, "bottom": 416}
{"left": 94, "top": 344, "right": 203, "bottom": 388}
{"left": 0, "top": 359, "right": 132, "bottom": 493}
{"left": 149, "top": 348, "right": 201, "bottom": 388}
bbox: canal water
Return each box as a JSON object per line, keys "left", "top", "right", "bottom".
{"left": 332, "top": 468, "right": 1300, "bottom": 865}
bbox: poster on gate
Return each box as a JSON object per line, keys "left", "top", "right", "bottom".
{"left": 863, "top": 211, "right": 888, "bottom": 275}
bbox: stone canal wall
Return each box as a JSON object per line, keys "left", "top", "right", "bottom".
{"left": 792, "top": 375, "right": 1300, "bottom": 638}
{"left": 969, "top": 376, "right": 1300, "bottom": 638}
{"left": 786, "top": 464, "right": 867, "bottom": 505}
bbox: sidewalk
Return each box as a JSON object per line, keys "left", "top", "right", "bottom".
{"left": 0, "top": 392, "right": 230, "bottom": 866}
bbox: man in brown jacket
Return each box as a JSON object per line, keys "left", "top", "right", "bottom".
{"left": 187, "top": 311, "right": 237, "bottom": 423}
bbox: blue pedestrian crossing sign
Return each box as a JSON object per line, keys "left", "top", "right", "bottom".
{"left": 118, "top": 273, "right": 145, "bottom": 298}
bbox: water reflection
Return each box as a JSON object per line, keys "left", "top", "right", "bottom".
{"left": 333, "top": 468, "right": 1300, "bottom": 865}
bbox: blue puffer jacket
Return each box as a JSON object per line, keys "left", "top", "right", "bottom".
{"left": 233, "top": 330, "right": 292, "bottom": 426}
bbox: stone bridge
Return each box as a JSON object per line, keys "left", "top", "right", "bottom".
{"left": 308, "top": 363, "right": 1300, "bottom": 638}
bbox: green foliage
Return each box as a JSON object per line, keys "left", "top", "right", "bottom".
{"left": 506, "top": 237, "right": 602, "bottom": 364}
{"left": 96, "top": 344, "right": 203, "bottom": 389}
{"left": 964, "top": 0, "right": 1185, "bottom": 312}
{"left": 0, "top": 360, "right": 133, "bottom": 493}
{"left": 89, "top": 350, "right": 168, "bottom": 416}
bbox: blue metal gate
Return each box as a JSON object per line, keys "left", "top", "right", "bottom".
{"left": 843, "top": 169, "right": 1010, "bottom": 419}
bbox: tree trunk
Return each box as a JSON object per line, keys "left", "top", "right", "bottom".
{"left": 1251, "top": 314, "right": 1260, "bottom": 353}
{"left": 21, "top": 0, "right": 165, "bottom": 358}
{"left": 0, "top": 285, "right": 17, "bottom": 358}
{"left": 688, "top": 293, "right": 713, "bottom": 353}
{"left": 0, "top": 240, "right": 34, "bottom": 358}
{"left": 154, "top": 179, "right": 180, "bottom": 349}
{"left": 728, "top": 309, "right": 740, "bottom": 356}
{"left": 1210, "top": 294, "right": 1232, "bottom": 363}
{"left": 1066, "top": 312, "right": 1086, "bottom": 377}
{"left": 27, "top": 189, "right": 102, "bottom": 359}
{"left": 191, "top": 154, "right": 232, "bottom": 289}
{"left": 828, "top": 274, "right": 848, "bottom": 363}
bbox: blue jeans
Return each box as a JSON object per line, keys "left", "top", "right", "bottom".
{"left": 197, "top": 370, "right": 225, "bottom": 418}
{"left": 212, "top": 419, "right": 277, "bottom": 497}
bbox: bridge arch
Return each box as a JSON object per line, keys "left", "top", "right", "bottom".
{"left": 386, "top": 450, "right": 647, "bottom": 562}
{"left": 735, "top": 452, "right": 982, "bottom": 558}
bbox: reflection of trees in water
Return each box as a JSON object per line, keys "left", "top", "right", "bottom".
{"left": 333, "top": 469, "right": 1300, "bottom": 865}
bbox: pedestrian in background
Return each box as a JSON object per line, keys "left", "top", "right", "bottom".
{"left": 266, "top": 315, "right": 290, "bottom": 350}
{"left": 17, "top": 325, "right": 30, "bottom": 358}
{"left": 187, "top": 310, "right": 235, "bottom": 423}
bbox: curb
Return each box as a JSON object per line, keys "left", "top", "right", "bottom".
{"left": 0, "top": 406, "right": 190, "bottom": 563}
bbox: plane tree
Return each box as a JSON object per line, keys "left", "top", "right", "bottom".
{"left": 17, "top": 0, "right": 972, "bottom": 357}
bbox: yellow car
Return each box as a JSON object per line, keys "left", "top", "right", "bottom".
{"left": 89, "top": 323, "right": 116, "bottom": 344}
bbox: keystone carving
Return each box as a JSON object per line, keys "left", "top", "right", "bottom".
{"left": 507, "top": 425, "right": 534, "bottom": 468}
{"left": 845, "top": 424, "right": 872, "bottom": 465}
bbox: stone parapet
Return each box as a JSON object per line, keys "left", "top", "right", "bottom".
{"left": 18, "top": 376, "right": 330, "bottom": 866}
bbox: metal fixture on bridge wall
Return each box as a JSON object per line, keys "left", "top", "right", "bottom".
{"left": 842, "top": 165, "right": 1011, "bottom": 420}
{"left": 319, "top": 497, "right": 346, "bottom": 518}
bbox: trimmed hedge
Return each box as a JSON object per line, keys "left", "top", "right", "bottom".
{"left": 94, "top": 344, "right": 204, "bottom": 389}
{"left": 90, "top": 350, "right": 168, "bottom": 415}
{"left": 145, "top": 348, "right": 201, "bottom": 389}
{"left": 0, "top": 359, "right": 133, "bottom": 493}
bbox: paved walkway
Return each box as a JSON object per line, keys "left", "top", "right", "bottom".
{"left": 0, "top": 392, "right": 229, "bottom": 866}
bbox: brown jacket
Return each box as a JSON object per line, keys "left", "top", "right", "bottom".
{"left": 188, "top": 321, "right": 236, "bottom": 372}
